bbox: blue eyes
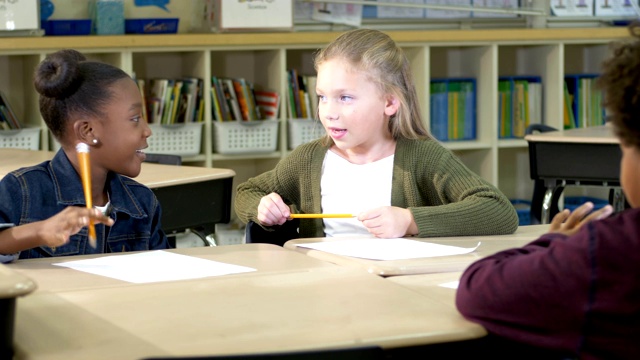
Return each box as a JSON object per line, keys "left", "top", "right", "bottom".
{"left": 317, "top": 95, "right": 352, "bottom": 102}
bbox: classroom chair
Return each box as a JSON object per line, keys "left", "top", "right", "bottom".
{"left": 244, "top": 219, "right": 300, "bottom": 247}
{"left": 142, "top": 345, "right": 386, "bottom": 360}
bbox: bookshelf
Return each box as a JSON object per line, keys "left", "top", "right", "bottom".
{"left": 0, "top": 27, "right": 628, "bottom": 219}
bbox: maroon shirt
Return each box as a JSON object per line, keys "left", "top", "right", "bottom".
{"left": 456, "top": 208, "right": 640, "bottom": 360}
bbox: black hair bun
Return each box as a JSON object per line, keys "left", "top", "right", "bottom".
{"left": 33, "top": 49, "right": 86, "bottom": 99}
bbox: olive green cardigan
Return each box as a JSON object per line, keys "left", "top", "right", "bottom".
{"left": 235, "top": 138, "right": 519, "bottom": 238}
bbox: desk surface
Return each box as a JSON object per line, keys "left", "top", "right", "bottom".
{"left": 0, "top": 264, "right": 36, "bottom": 299}
{"left": 13, "top": 251, "right": 484, "bottom": 359}
{"left": 387, "top": 271, "right": 464, "bottom": 307}
{"left": 7, "top": 244, "right": 337, "bottom": 294}
{"left": 0, "top": 149, "right": 235, "bottom": 189}
{"left": 284, "top": 225, "right": 548, "bottom": 276}
{"left": 524, "top": 125, "right": 618, "bottom": 144}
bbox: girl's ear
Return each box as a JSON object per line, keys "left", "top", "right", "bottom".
{"left": 72, "top": 118, "right": 94, "bottom": 145}
{"left": 384, "top": 94, "right": 400, "bottom": 117}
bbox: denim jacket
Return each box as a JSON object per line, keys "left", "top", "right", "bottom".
{"left": 0, "top": 150, "right": 169, "bottom": 263}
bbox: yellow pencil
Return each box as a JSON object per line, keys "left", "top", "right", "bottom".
{"left": 76, "top": 143, "right": 97, "bottom": 248}
{"left": 289, "top": 214, "right": 355, "bottom": 219}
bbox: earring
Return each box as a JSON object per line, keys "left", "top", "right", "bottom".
{"left": 92, "top": 139, "right": 98, "bottom": 144}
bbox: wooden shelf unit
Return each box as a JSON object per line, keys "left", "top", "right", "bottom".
{"left": 0, "top": 27, "right": 629, "bottom": 216}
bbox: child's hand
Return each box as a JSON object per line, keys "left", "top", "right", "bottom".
{"left": 358, "top": 206, "right": 417, "bottom": 238}
{"left": 39, "top": 207, "right": 114, "bottom": 248}
{"left": 257, "top": 192, "right": 291, "bottom": 226}
{"left": 548, "top": 202, "right": 614, "bottom": 237}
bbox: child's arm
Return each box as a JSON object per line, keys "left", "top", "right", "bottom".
{"left": 0, "top": 207, "right": 113, "bottom": 255}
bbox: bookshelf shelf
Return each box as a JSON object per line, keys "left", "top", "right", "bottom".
{"left": 0, "top": 28, "right": 628, "bottom": 220}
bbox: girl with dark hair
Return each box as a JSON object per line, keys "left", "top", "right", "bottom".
{"left": 0, "top": 49, "right": 168, "bottom": 262}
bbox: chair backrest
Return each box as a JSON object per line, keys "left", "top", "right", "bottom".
{"left": 144, "top": 153, "right": 182, "bottom": 166}
{"left": 244, "top": 219, "right": 300, "bottom": 247}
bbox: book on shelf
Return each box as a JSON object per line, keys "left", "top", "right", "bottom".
{"left": 565, "top": 74, "right": 604, "bottom": 129}
{"left": 305, "top": 75, "right": 318, "bottom": 119}
{"left": 430, "top": 78, "right": 476, "bottom": 142}
{"left": 211, "top": 76, "right": 231, "bottom": 121}
{"left": 254, "top": 90, "right": 280, "bottom": 120}
{"left": 498, "top": 76, "right": 542, "bottom": 138}
{"left": 0, "top": 91, "right": 22, "bottom": 130}
{"left": 145, "top": 77, "right": 204, "bottom": 125}
{"left": 221, "top": 78, "right": 243, "bottom": 121}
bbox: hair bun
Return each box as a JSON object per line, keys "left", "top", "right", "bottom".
{"left": 33, "top": 49, "right": 86, "bottom": 99}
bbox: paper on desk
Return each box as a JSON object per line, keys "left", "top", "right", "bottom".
{"left": 439, "top": 281, "right": 459, "bottom": 289}
{"left": 53, "top": 250, "right": 256, "bottom": 284}
{"left": 296, "top": 238, "right": 480, "bottom": 261}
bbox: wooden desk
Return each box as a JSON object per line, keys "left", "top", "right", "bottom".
{"left": 283, "top": 225, "right": 548, "bottom": 276}
{"left": 0, "top": 149, "right": 235, "bottom": 242}
{"left": 525, "top": 125, "right": 623, "bottom": 223}
{"left": 0, "top": 265, "right": 36, "bottom": 359}
{"left": 7, "top": 244, "right": 336, "bottom": 294}
{"left": 11, "top": 249, "right": 484, "bottom": 360}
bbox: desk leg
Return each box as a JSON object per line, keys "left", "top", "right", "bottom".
{"left": 541, "top": 188, "right": 554, "bottom": 224}
{"left": 541, "top": 183, "right": 565, "bottom": 224}
{"left": 612, "top": 188, "right": 627, "bottom": 213}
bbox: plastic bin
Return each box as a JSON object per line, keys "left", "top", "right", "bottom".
{"left": 510, "top": 199, "right": 531, "bottom": 226}
{"left": 40, "top": 20, "right": 92, "bottom": 36}
{"left": 147, "top": 122, "right": 203, "bottom": 157}
{"left": 563, "top": 197, "right": 609, "bottom": 213}
{"left": 0, "top": 128, "right": 41, "bottom": 150}
{"left": 213, "top": 120, "right": 279, "bottom": 154}
{"left": 214, "top": 223, "right": 245, "bottom": 246}
{"left": 125, "top": 18, "right": 179, "bottom": 34}
{"left": 288, "top": 118, "right": 324, "bottom": 150}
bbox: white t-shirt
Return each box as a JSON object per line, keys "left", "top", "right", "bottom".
{"left": 321, "top": 150, "right": 394, "bottom": 237}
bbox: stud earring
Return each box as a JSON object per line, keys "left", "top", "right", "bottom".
{"left": 92, "top": 139, "right": 98, "bottom": 144}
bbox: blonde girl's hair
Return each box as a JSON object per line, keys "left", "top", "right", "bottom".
{"left": 313, "top": 28, "right": 431, "bottom": 141}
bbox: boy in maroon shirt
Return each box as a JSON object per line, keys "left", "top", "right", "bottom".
{"left": 456, "top": 23, "right": 640, "bottom": 360}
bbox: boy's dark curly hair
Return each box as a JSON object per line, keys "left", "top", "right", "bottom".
{"left": 598, "top": 22, "right": 640, "bottom": 148}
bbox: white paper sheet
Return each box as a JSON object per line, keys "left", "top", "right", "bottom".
{"left": 296, "top": 238, "right": 480, "bottom": 261}
{"left": 438, "top": 280, "right": 460, "bottom": 289}
{"left": 53, "top": 250, "right": 256, "bottom": 284}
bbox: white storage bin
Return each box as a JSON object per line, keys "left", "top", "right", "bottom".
{"left": 288, "top": 118, "right": 324, "bottom": 150}
{"left": 214, "top": 223, "right": 245, "bottom": 246}
{"left": 0, "top": 127, "right": 40, "bottom": 150}
{"left": 213, "top": 120, "right": 279, "bottom": 154}
{"left": 147, "top": 122, "right": 203, "bottom": 157}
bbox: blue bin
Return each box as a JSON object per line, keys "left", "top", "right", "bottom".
{"left": 125, "top": 18, "right": 179, "bottom": 34}
{"left": 510, "top": 199, "right": 531, "bottom": 226}
{"left": 41, "top": 20, "right": 92, "bottom": 36}
{"left": 564, "top": 196, "right": 609, "bottom": 213}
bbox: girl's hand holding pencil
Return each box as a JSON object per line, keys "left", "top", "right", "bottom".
{"left": 257, "top": 192, "right": 355, "bottom": 225}
{"left": 39, "top": 207, "right": 114, "bottom": 251}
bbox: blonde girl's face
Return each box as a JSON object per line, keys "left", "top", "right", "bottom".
{"left": 316, "top": 58, "right": 398, "bottom": 161}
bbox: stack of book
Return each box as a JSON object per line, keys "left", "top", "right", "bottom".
{"left": 430, "top": 78, "right": 477, "bottom": 141}
{"left": 287, "top": 69, "right": 317, "bottom": 120}
{"left": 563, "top": 74, "right": 605, "bottom": 129}
{"left": 211, "top": 76, "right": 278, "bottom": 122}
{"left": 498, "top": 76, "right": 543, "bottom": 139}
{"left": 140, "top": 77, "right": 205, "bottom": 125}
{"left": 0, "top": 92, "right": 22, "bottom": 130}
